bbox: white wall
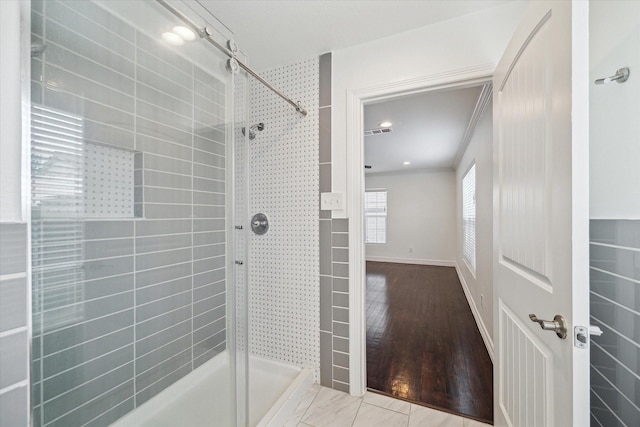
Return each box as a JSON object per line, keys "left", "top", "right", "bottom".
{"left": 331, "top": 1, "right": 526, "bottom": 218}
{"left": 455, "top": 107, "right": 493, "bottom": 349}
{"left": 0, "top": 3, "right": 31, "bottom": 426}
{"left": 365, "top": 170, "right": 455, "bottom": 265}
{"left": 590, "top": 0, "right": 640, "bottom": 219}
{"left": 0, "top": 0, "right": 25, "bottom": 222}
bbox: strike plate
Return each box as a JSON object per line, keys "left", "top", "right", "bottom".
{"left": 574, "top": 326, "right": 588, "bottom": 349}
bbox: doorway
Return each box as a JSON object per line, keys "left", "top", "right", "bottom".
{"left": 362, "top": 84, "right": 494, "bottom": 422}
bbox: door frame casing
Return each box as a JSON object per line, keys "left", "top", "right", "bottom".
{"left": 346, "top": 65, "right": 495, "bottom": 396}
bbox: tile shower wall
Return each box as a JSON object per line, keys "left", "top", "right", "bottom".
{"left": 0, "top": 223, "right": 30, "bottom": 427}
{"left": 317, "top": 53, "right": 351, "bottom": 393}
{"left": 589, "top": 220, "right": 640, "bottom": 427}
{"left": 247, "top": 57, "right": 320, "bottom": 377}
{"left": 30, "top": 1, "right": 227, "bottom": 426}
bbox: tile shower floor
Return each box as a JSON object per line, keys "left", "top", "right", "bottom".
{"left": 285, "top": 385, "right": 492, "bottom": 427}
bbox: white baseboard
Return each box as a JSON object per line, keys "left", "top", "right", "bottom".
{"left": 365, "top": 256, "right": 455, "bottom": 267}
{"left": 455, "top": 263, "right": 494, "bottom": 362}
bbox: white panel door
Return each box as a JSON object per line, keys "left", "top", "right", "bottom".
{"left": 493, "top": 1, "right": 590, "bottom": 426}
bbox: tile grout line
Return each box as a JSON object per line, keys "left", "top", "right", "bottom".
{"left": 297, "top": 386, "right": 322, "bottom": 426}
{"left": 349, "top": 395, "right": 364, "bottom": 427}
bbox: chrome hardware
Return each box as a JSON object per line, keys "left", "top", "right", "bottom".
{"left": 154, "top": 0, "right": 307, "bottom": 116}
{"left": 595, "top": 67, "right": 630, "bottom": 85}
{"left": 235, "top": 260, "right": 243, "bottom": 265}
{"left": 574, "top": 325, "right": 604, "bottom": 349}
{"left": 31, "top": 43, "right": 47, "bottom": 57}
{"left": 529, "top": 313, "right": 568, "bottom": 339}
{"left": 251, "top": 213, "right": 269, "bottom": 235}
{"left": 226, "top": 58, "right": 240, "bottom": 74}
{"left": 227, "top": 39, "right": 238, "bottom": 54}
{"left": 242, "top": 123, "right": 265, "bottom": 140}
{"left": 574, "top": 326, "right": 588, "bottom": 348}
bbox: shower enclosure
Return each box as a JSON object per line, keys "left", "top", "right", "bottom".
{"left": 29, "top": 1, "right": 311, "bottom": 426}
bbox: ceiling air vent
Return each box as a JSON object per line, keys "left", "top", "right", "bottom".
{"left": 364, "top": 127, "right": 392, "bottom": 136}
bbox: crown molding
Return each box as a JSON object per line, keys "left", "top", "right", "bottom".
{"left": 453, "top": 82, "right": 493, "bottom": 168}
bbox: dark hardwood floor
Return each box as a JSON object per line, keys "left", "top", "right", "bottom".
{"left": 366, "top": 261, "right": 493, "bottom": 424}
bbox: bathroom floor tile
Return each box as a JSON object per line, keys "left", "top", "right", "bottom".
{"left": 300, "top": 387, "right": 361, "bottom": 427}
{"left": 363, "top": 391, "right": 411, "bottom": 414}
{"left": 284, "top": 384, "right": 322, "bottom": 427}
{"left": 352, "top": 402, "right": 409, "bottom": 427}
{"left": 408, "top": 404, "right": 464, "bottom": 427}
{"left": 287, "top": 385, "right": 477, "bottom": 427}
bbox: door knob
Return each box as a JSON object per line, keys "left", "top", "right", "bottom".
{"left": 529, "top": 313, "right": 568, "bottom": 339}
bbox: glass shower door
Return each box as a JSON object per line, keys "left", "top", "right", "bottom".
{"left": 29, "top": 0, "right": 246, "bottom": 425}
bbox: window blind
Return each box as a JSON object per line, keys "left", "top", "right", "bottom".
{"left": 365, "top": 190, "right": 387, "bottom": 244}
{"left": 463, "top": 164, "right": 476, "bottom": 271}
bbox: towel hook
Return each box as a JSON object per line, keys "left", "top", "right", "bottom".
{"left": 595, "top": 67, "right": 630, "bottom": 85}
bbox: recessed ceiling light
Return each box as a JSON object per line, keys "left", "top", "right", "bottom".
{"left": 173, "top": 26, "right": 196, "bottom": 41}
{"left": 379, "top": 121, "right": 392, "bottom": 128}
{"left": 162, "top": 32, "right": 184, "bottom": 46}
{"left": 403, "top": 161, "right": 411, "bottom": 165}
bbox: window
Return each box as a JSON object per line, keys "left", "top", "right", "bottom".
{"left": 463, "top": 164, "right": 476, "bottom": 271}
{"left": 365, "top": 190, "right": 387, "bottom": 244}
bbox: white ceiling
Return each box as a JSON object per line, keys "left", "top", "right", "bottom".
{"left": 199, "top": 0, "right": 509, "bottom": 71}
{"left": 364, "top": 85, "right": 483, "bottom": 174}
{"left": 196, "top": 1, "right": 498, "bottom": 175}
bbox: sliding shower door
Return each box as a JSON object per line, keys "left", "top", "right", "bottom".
{"left": 29, "top": 0, "right": 246, "bottom": 425}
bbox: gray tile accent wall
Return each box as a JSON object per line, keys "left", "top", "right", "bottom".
{"left": 318, "top": 52, "right": 350, "bottom": 392}
{"left": 0, "top": 223, "right": 30, "bottom": 427}
{"left": 30, "top": 2, "right": 227, "bottom": 426}
{"left": 589, "top": 220, "right": 640, "bottom": 427}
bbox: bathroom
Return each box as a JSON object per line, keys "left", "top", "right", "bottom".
{"left": 0, "top": 1, "right": 638, "bottom": 426}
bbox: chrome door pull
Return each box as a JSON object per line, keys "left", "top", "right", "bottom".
{"left": 529, "top": 313, "right": 568, "bottom": 339}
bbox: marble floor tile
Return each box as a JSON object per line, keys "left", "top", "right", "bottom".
{"left": 363, "top": 391, "right": 411, "bottom": 415}
{"left": 408, "top": 404, "right": 464, "bottom": 427}
{"left": 301, "top": 387, "right": 362, "bottom": 427}
{"left": 286, "top": 385, "right": 478, "bottom": 427}
{"left": 352, "top": 402, "right": 409, "bottom": 427}
{"left": 462, "top": 418, "right": 492, "bottom": 427}
{"left": 284, "top": 384, "right": 323, "bottom": 427}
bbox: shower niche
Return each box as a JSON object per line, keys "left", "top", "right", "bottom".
{"left": 31, "top": 104, "right": 144, "bottom": 221}
{"left": 83, "top": 143, "right": 141, "bottom": 219}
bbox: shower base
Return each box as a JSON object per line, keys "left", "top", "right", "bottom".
{"left": 112, "top": 351, "right": 313, "bottom": 426}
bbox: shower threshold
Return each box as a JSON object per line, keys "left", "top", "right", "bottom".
{"left": 111, "top": 351, "right": 313, "bottom": 426}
